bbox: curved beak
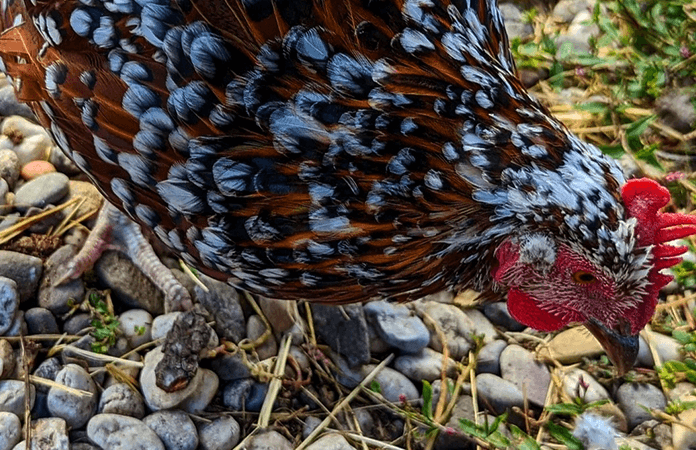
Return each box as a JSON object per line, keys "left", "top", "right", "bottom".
{"left": 584, "top": 318, "right": 639, "bottom": 376}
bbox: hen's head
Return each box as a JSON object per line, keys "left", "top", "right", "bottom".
{"left": 492, "top": 178, "right": 696, "bottom": 374}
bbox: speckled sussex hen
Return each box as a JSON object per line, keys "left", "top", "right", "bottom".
{"left": 1, "top": 0, "right": 695, "bottom": 374}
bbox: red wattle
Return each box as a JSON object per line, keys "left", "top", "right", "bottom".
{"left": 507, "top": 288, "right": 569, "bottom": 332}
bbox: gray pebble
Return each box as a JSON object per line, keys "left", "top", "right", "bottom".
{"left": 198, "top": 416, "right": 241, "bottom": 450}
{"left": 0, "top": 179, "right": 8, "bottom": 206}
{"left": 210, "top": 353, "right": 251, "bottom": 382}
{"left": 151, "top": 312, "right": 182, "bottom": 342}
{"left": 195, "top": 276, "right": 245, "bottom": 342}
{"left": 24, "top": 307, "right": 59, "bottom": 335}
{"left": 245, "top": 382, "right": 269, "bottom": 412}
{"left": 302, "top": 416, "right": 322, "bottom": 440}
{"left": 87, "top": 413, "right": 165, "bottom": 450}
{"left": 246, "top": 315, "right": 278, "bottom": 360}
{"left": 0, "top": 86, "right": 34, "bottom": 119}
{"left": 47, "top": 364, "right": 98, "bottom": 429}
{"left": 3, "top": 311, "right": 25, "bottom": 338}
{"left": 364, "top": 301, "right": 429, "bottom": 354}
{"left": 0, "top": 379, "right": 35, "bottom": 417}
{"left": 475, "top": 373, "right": 525, "bottom": 414}
{"left": 223, "top": 378, "right": 254, "bottom": 411}
{"left": 15, "top": 417, "right": 69, "bottom": 450}
{"left": 247, "top": 430, "right": 293, "bottom": 450}
{"left": 62, "top": 313, "right": 92, "bottom": 335}
{"left": 312, "top": 303, "right": 370, "bottom": 367}
{"left": 14, "top": 172, "right": 69, "bottom": 213}
{"left": 477, "top": 340, "right": 507, "bottom": 375}
{"left": 179, "top": 368, "right": 219, "bottom": 414}
{"left": 0, "top": 340, "right": 14, "bottom": 379}
{"left": 0, "top": 251, "right": 42, "bottom": 302}
{"left": 0, "top": 412, "right": 20, "bottom": 450}
{"left": 638, "top": 333, "right": 682, "bottom": 367}
{"left": 561, "top": 368, "right": 610, "bottom": 404}
{"left": 259, "top": 296, "right": 297, "bottom": 334}
{"left": 98, "top": 383, "right": 145, "bottom": 419}
{"left": 140, "top": 347, "right": 214, "bottom": 412}
{"left": 552, "top": 0, "right": 596, "bottom": 22}
{"left": 118, "top": 309, "right": 153, "bottom": 349}
{"left": 0, "top": 278, "right": 19, "bottom": 336}
{"left": 33, "top": 358, "right": 62, "bottom": 393}
{"left": 499, "top": 3, "right": 533, "bottom": 40}
{"left": 393, "top": 347, "right": 457, "bottom": 382}
{"left": 362, "top": 365, "right": 419, "bottom": 404}
{"left": 413, "top": 301, "right": 489, "bottom": 359}
{"left": 616, "top": 383, "right": 666, "bottom": 430}
{"left": 38, "top": 245, "right": 84, "bottom": 315}
{"left": 482, "top": 303, "right": 526, "bottom": 332}
{"left": 94, "top": 251, "right": 165, "bottom": 314}
{"left": 304, "top": 433, "right": 356, "bottom": 450}
{"left": 144, "top": 410, "right": 199, "bottom": 450}
{"left": 499, "top": 345, "right": 550, "bottom": 407}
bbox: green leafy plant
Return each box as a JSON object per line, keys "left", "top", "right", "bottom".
{"left": 89, "top": 291, "right": 120, "bottom": 354}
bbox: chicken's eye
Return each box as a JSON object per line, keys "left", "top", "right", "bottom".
{"left": 572, "top": 270, "right": 596, "bottom": 284}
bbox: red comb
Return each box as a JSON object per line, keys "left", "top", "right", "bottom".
{"left": 622, "top": 178, "right": 696, "bottom": 251}
{"left": 622, "top": 178, "right": 696, "bottom": 331}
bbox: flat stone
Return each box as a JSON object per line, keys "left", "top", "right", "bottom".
{"left": 0, "top": 411, "right": 20, "bottom": 450}
{"left": 312, "top": 303, "right": 370, "bottom": 367}
{"left": 47, "top": 364, "right": 98, "bottom": 429}
{"left": 475, "top": 373, "right": 525, "bottom": 414}
{"left": 304, "top": 433, "right": 355, "bottom": 450}
{"left": 500, "top": 345, "right": 550, "bottom": 406}
{"left": 247, "top": 430, "right": 293, "bottom": 450}
{"left": 143, "top": 410, "right": 198, "bottom": 450}
{"left": 477, "top": 340, "right": 507, "bottom": 375}
{"left": 98, "top": 383, "right": 145, "bottom": 419}
{"left": 539, "top": 326, "right": 603, "bottom": 364}
{"left": 198, "top": 416, "right": 241, "bottom": 450}
{"left": 14, "top": 172, "right": 69, "bottom": 213}
{"left": 0, "top": 380, "right": 35, "bottom": 417}
{"left": 365, "top": 300, "right": 429, "bottom": 354}
{"left": 0, "top": 251, "right": 42, "bottom": 302}
{"left": 393, "top": 347, "right": 457, "bottom": 382}
{"left": 616, "top": 383, "right": 666, "bottom": 430}
{"left": 87, "top": 414, "right": 165, "bottom": 450}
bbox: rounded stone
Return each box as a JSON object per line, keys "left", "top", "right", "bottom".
{"left": 393, "top": 348, "right": 457, "bottom": 382}
{"left": 13, "top": 172, "right": 69, "bottom": 213}
{"left": 0, "top": 380, "right": 35, "bottom": 417}
{"left": 499, "top": 345, "right": 551, "bottom": 407}
{"left": 24, "top": 307, "right": 59, "bottom": 335}
{"left": 0, "top": 251, "right": 42, "bottom": 302}
{"left": 47, "top": 364, "right": 98, "bottom": 429}
{"left": 0, "top": 278, "right": 19, "bottom": 336}
{"left": 364, "top": 300, "right": 429, "bottom": 354}
{"left": 475, "top": 373, "right": 525, "bottom": 414}
{"left": 616, "top": 383, "right": 666, "bottom": 430}
{"left": 198, "top": 416, "right": 241, "bottom": 450}
{"left": 87, "top": 414, "right": 165, "bottom": 450}
{"left": 0, "top": 150, "right": 19, "bottom": 189}
{"left": 98, "top": 383, "right": 145, "bottom": 419}
{"left": 118, "top": 309, "right": 153, "bottom": 349}
{"left": 143, "top": 410, "right": 198, "bottom": 450}
{"left": 0, "top": 411, "right": 21, "bottom": 450}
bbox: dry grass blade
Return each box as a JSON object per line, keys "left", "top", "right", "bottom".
{"left": 0, "top": 196, "right": 81, "bottom": 245}
{"left": 257, "top": 333, "right": 292, "bottom": 428}
{"left": 295, "top": 354, "right": 394, "bottom": 450}
{"left": 61, "top": 345, "right": 144, "bottom": 368}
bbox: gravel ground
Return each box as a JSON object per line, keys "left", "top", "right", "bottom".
{"left": 0, "top": 2, "right": 695, "bottom": 450}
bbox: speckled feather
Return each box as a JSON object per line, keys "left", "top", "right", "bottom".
{"left": 0, "top": 0, "right": 676, "bottom": 308}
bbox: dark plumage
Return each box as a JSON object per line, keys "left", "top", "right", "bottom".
{"left": 2, "top": 0, "right": 696, "bottom": 373}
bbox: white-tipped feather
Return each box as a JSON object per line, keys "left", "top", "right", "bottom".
{"left": 572, "top": 412, "right": 619, "bottom": 450}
